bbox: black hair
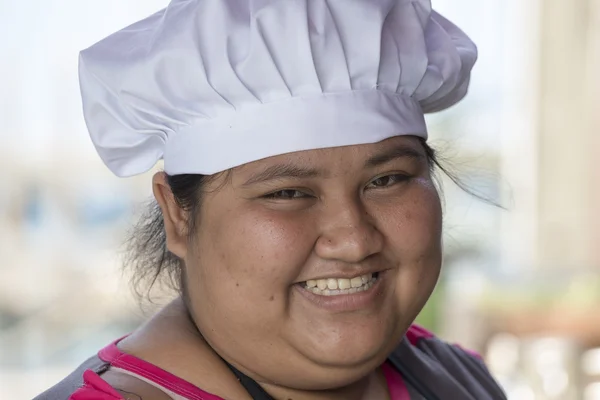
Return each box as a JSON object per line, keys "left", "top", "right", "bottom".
{"left": 123, "top": 138, "right": 494, "bottom": 302}
{"left": 123, "top": 174, "right": 217, "bottom": 301}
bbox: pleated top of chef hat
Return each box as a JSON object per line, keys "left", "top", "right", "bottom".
{"left": 79, "top": 0, "right": 477, "bottom": 177}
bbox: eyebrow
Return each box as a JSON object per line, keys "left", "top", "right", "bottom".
{"left": 364, "top": 144, "right": 425, "bottom": 168}
{"left": 241, "top": 163, "right": 323, "bottom": 187}
{"left": 242, "top": 144, "right": 425, "bottom": 187}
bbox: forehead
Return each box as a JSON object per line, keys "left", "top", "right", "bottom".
{"left": 235, "top": 135, "right": 425, "bottom": 175}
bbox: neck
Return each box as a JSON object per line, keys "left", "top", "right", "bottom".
{"left": 258, "top": 369, "right": 390, "bottom": 400}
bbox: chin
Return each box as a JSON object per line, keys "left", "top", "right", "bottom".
{"left": 282, "top": 339, "right": 395, "bottom": 391}
{"left": 297, "top": 324, "right": 403, "bottom": 369}
{"left": 309, "top": 348, "right": 381, "bottom": 369}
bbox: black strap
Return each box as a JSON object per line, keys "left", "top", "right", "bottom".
{"left": 185, "top": 302, "right": 275, "bottom": 399}
{"left": 223, "top": 360, "right": 275, "bottom": 400}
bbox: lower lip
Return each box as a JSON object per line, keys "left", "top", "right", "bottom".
{"left": 294, "top": 272, "right": 385, "bottom": 313}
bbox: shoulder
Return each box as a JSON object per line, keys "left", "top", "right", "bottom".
{"left": 69, "top": 369, "right": 173, "bottom": 400}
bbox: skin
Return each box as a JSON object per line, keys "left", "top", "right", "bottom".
{"left": 115, "top": 135, "right": 443, "bottom": 400}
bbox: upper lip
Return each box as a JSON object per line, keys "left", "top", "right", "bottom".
{"left": 296, "top": 267, "right": 386, "bottom": 283}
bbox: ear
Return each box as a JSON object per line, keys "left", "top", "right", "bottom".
{"left": 152, "top": 172, "right": 190, "bottom": 259}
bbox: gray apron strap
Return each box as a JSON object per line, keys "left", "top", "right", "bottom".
{"left": 389, "top": 337, "right": 507, "bottom": 400}
{"left": 32, "top": 355, "right": 109, "bottom": 400}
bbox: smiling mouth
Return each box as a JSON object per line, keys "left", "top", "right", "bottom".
{"left": 301, "top": 272, "right": 379, "bottom": 296}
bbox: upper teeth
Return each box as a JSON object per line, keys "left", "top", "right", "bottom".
{"left": 304, "top": 273, "right": 375, "bottom": 296}
{"left": 306, "top": 274, "right": 372, "bottom": 290}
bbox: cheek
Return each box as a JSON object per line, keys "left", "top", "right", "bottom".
{"left": 193, "top": 207, "right": 315, "bottom": 298}
{"left": 235, "top": 211, "right": 313, "bottom": 277}
{"left": 380, "top": 181, "right": 442, "bottom": 295}
{"left": 185, "top": 206, "right": 317, "bottom": 349}
{"left": 386, "top": 180, "right": 442, "bottom": 254}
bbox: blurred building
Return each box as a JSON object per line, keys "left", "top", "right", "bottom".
{"left": 447, "top": 1, "right": 600, "bottom": 398}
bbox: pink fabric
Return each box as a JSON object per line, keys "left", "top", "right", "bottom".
{"left": 406, "top": 324, "right": 484, "bottom": 361}
{"left": 405, "top": 324, "right": 435, "bottom": 346}
{"left": 382, "top": 362, "right": 412, "bottom": 400}
{"left": 97, "top": 340, "right": 223, "bottom": 400}
{"left": 69, "top": 369, "right": 124, "bottom": 399}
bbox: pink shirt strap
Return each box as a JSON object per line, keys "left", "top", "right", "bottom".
{"left": 382, "top": 362, "right": 413, "bottom": 400}
{"left": 69, "top": 369, "right": 124, "bottom": 399}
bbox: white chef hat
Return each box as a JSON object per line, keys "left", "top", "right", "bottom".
{"left": 79, "top": 0, "right": 477, "bottom": 177}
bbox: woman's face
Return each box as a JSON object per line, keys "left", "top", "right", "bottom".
{"left": 182, "top": 136, "right": 442, "bottom": 389}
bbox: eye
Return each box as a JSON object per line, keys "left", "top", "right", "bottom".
{"left": 366, "top": 174, "right": 411, "bottom": 189}
{"left": 264, "top": 189, "right": 310, "bottom": 199}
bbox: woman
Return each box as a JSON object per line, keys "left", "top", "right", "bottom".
{"left": 37, "top": 0, "right": 506, "bottom": 399}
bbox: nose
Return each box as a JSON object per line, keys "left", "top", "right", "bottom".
{"left": 315, "top": 199, "right": 384, "bottom": 263}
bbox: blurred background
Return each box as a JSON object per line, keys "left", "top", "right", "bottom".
{"left": 0, "top": 0, "right": 598, "bottom": 398}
